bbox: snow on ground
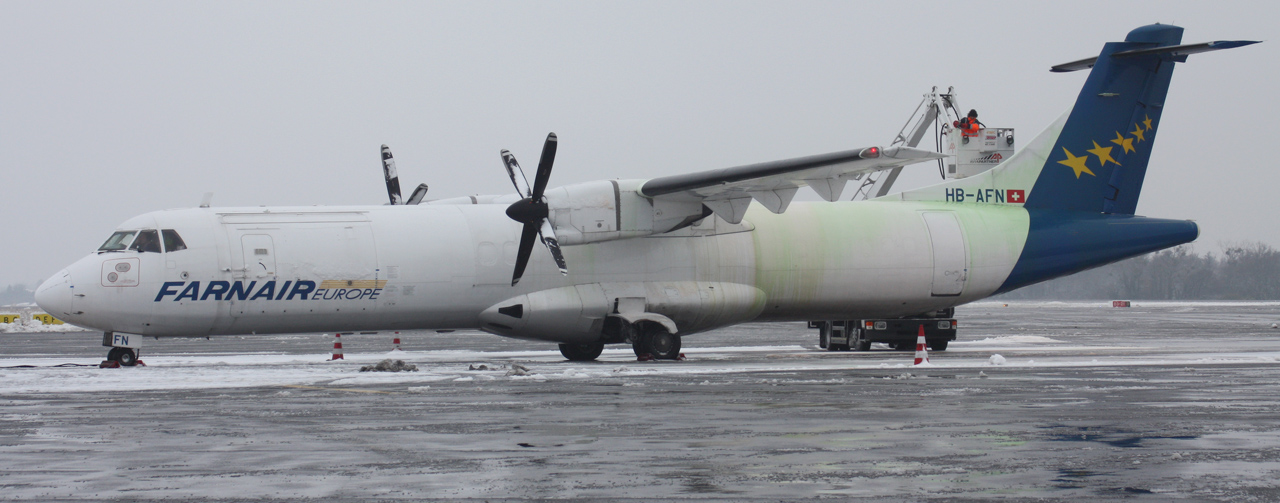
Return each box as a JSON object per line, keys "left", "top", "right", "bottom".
{"left": 3, "top": 300, "right": 1278, "bottom": 395}
{"left": 0, "top": 321, "right": 91, "bottom": 333}
{"left": 5, "top": 345, "right": 1280, "bottom": 395}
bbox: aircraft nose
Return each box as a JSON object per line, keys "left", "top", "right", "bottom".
{"left": 35, "top": 269, "right": 74, "bottom": 318}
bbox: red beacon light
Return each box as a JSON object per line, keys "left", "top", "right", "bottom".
{"left": 861, "top": 146, "right": 880, "bottom": 159}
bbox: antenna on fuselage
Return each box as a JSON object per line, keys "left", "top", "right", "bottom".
{"left": 199, "top": 192, "right": 213, "bottom": 208}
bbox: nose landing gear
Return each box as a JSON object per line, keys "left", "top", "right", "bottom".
{"left": 100, "top": 332, "right": 144, "bottom": 368}
{"left": 102, "top": 347, "right": 142, "bottom": 368}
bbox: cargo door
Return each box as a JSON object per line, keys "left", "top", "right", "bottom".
{"left": 922, "top": 212, "right": 967, "bottom": 296}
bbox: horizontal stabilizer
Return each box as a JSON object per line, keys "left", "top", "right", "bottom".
{"left": 1051, "top": 39, "right": 1259, "bottom": 72}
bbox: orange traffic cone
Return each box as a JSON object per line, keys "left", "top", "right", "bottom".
{"left": 913, "top": 325, "right": 929, "bottom": 366}
{"left": 392, "top": 332, "right": 402, "bottom": 351}
{"left": 331, "top": 333, "right": 344, "bottom": 360}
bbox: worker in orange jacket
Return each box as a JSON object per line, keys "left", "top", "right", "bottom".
{"left": 958, "top": 109, "right": 983, "bottom": 137}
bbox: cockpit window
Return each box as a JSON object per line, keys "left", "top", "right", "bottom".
{"left": 161, "top": 229, "right": 187, "bottom": 252}
{"left": 128, "top": 230, "right": 162, "bottom": 253}
{"left": 98, "top": 231, "right": 137, "bottom": 252}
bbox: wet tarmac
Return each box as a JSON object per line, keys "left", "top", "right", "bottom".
{"left": 2, "top": 301, "right": 1280, "bottom": 501}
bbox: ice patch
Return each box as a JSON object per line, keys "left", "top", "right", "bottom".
{"left": 960, "top": 335, "right": 1064, "bottom": 345}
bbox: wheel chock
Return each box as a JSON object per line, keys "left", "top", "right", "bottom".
{"left": 636, "top": 353, "right": 653, "bottom": 362}
{"left": 98, "top": 360, "right": 146, "bottom": 368}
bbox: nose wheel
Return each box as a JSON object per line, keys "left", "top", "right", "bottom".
{"left": 105, "top": 347, "right": 139, "bottom": 367}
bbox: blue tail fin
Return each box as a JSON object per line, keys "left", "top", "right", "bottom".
{"left": 1026, "top": 24, "right": 1181, "bottom": 214}
{"left": 1024, "top": 24, "right": 1255, "bottom": 214}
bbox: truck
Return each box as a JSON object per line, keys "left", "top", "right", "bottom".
{"left": 809, "top": 308, "right": 957, "bottom": 351}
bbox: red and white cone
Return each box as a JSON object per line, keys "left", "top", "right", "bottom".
{"left": 331, "top": 333, "right": 344, "bottom": 360}
{"left": 912, "top": 325, "right": 930, "bottom": 366}
{"left": 392, "top": 332, "right": 402, "bottom": 351}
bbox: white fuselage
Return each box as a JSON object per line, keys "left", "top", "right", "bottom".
{"left": 36, "top": 199, "right": 1028, "bottom": 343}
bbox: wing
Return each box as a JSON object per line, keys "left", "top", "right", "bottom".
{"left": 638, "top": 145, "right": 943, "bottom": 223}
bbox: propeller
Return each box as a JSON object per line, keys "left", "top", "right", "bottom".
{"left": 381, "top": 145, "right": 427, "bottom": 205}
{"left": 381, "top": 145, "right": 403, "bottom": 205}
{"left": 501, "top": 133, "right": 568, "bottom": 286}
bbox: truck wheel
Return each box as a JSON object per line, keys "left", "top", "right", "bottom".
{"left": 559, "top": 343, "right": 605, "bottom": 361}
{"left": 929, "top": 340, "right": 948, "bottom": 351}
{"left": 819, "top": 328, "right": 830, "bottom": 349}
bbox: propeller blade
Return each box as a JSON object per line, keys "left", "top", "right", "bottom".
{"left": 538, "top": 219, "right": 568, "bottom": 275}
{"left": 500, "top": 149, "right": 532, "bottom": 198}
{"left": 405, "top": 183, "right": 429, "bottom": 205}
{"left": 381, "top": 144, "right": 403, "bottom": 205}
{"left": 530, "top": 133, "right": 557, "bottom": 199}
{"left": 511, "top": 222, "right": 541, "bottom": 286}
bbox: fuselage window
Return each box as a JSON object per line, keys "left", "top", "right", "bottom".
{"left": 162, "top": 229, "right": 187, "bottom": 252}
{"left": 129, "top": 230, "right": 162, "bottom": 253}
{"left": 98, "top": 231, "right": 137, "bottom": 252}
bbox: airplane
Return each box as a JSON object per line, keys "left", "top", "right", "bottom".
{"left": 35, "top": 24, "right": 1256, "bottom": 367}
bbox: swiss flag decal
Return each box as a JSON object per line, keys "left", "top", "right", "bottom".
{"left": 1006, "top": 189, "right": 1026, "bottom": 203}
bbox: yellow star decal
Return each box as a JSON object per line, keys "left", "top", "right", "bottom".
{"left": 1111, "top": 131, "right": 1135, "bottom": 154}
{"left": 1088, "top": 141, "right": 1120, "bottom": 167}
{"left": 1143, "top": 115, "right": 1153, "bottom": 131}
{"left": 1130, "top": 123, "right": 1146, "bottom": 142}
{"left": 1057, "top": 147, "right": 1095, "bottom": 178}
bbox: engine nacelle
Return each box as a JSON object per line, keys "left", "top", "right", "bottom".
{"left": 478, "top": 281, "right": 767, "bottom": 344}
{"left": 478, "top": 284, "right": 612, "bottom": 343}
{"left": 543, "top": 180, "right": 706, "bottom": 246}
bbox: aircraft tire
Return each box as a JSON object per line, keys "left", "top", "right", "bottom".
{"left": 106, "top": 347, "right": 122, "bottom": 362}
{"left": 559, "top": 343, "right": 604, "bottom": 361}
{"left": 631, "top": 333, "right": 649, "bottom": 357}
{"left": 117, "top": 348, "right": 138, "bottom": 367}
{"left": 648, "top": 331, "right": 681, "bottom": 360}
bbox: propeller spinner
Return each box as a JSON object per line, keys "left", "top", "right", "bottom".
{"left": 501, "top": 133, "right": 568, "bottom": 286}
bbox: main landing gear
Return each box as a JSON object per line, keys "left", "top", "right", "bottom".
{"left": 557, "top": 320, "right": 684, "bottom": 362}
{"left": 558, "top": 342, "right": 605, "bottom": 361}
{"left": 630, "top": 322, "right": 682, "bottom": 361}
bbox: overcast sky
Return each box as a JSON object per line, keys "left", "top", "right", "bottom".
{"left": 2, "top": 1, "right": 1275, "bottom": 287}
